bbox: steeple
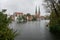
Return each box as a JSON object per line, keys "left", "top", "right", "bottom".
{"left": 35, "top": 6, "right": 37, "bottom": 15}
{"left": 35, "top": 5, "right": 40, "bottom": 18}
{"left": 38, "top": 6, "right": 40, "bottom": 15}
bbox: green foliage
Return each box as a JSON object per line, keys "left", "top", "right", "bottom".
{"left": 17, "top": 15, "right": 27, "bottom": 23}
{"left": 32, "top": 16, "right": 37, "bottom": 21}
{"left": 26, "top": 13, "right": 31, "bottom": 16}
{"left": 45, "top": 15, "right": 50, "bottom": 20}
{"left": 0, "top": 10, "right": 16, "bottom": 40}
{"left": 17, "top": 15, "right": 23, "bottom": 23}
{"left": 44, "top": 0, "right": 60, "bottom": 33}
{"left": 49, "top": 25, "right": 60, "bottom": 33}
{"left": 8, "top": 17, "right": 12, "bottom": 23}
{"left": 2, "top": 9, "right": 7, "bottom": 13}
{"left": 22, "top": 15, "right": 27, "bottom": 20}
{"left": 49, "top": 7, "right": 60, "bottom": 33}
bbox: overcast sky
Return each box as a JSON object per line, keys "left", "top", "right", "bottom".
{"left": 0, "top": 0, "right": 47, "bottom": 16}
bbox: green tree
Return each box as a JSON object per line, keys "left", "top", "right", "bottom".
{"left": 22, "top": 15, "right": 27, "bottom": 21}
{"left": 44, "top": 0, "right": 60, "bottom": 33}
{"left": 32, "top": 16, "right": 37, "bottom": 21}
{"left": 0, "top": 10, "right": 16, "bottom": 40}
{"left": 2, "top": 9, "right": 7, "bottom": 13}
{"left": 45, "top": 15, "right": 50, "bottom": 20}
{"left": 26, "top": 13, "right": 31, "bottom": 16}
{"left": 17, "top": 15, "right": 23, "bottom": 23}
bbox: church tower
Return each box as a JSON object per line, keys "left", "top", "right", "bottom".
{"left": 38, "top": 6, "right": 40, "bottom": 15}
{"left": 35, "top": 6, "right": 37, "bottom": 15}
{"left": 38, "top": 6, "right": 40, "bottom": 17}
{"left": 35, "top": 6, "right": 40, "bottom": 18}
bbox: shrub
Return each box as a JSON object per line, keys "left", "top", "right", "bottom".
{"left": 0, "top": 11, "right": 16, "bottom": 40}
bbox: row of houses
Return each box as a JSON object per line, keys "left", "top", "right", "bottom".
{"left": 10, "top": 12, "right": 45, "bottom": 21}
{"left": 9, "top": 6, "right": 45, "bottom": 21}
{"left": 10, "top": 12, "right": 35, "bottom": 21}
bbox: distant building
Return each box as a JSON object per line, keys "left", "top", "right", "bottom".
{"left": 10, "top": 15, "right": 15, "bottom": 21}
{"left": 13, "top": 12, "right": 23, "bottom": 21}
{"left": 35, "top": 6, "right": 40, "bottom": 20}
{"left": 40, "top": 16, "right": 45, "bottom": 20}
{"left": 27, "top": 15, "right": 33, "bottom": 21}
{"left": 14, "top": 12, "right": 23, "bottom": 17}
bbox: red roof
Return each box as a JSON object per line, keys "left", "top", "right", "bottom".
{"left": 14, "top": 12, "right": 23, "bottom": 15}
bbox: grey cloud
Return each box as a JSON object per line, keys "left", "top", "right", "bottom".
{"left": 0, "top": 0, "right": 46, "bottom": 16}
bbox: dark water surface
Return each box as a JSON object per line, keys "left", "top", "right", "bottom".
{"left": 9, "top": 20, "right": 60, "bottom": 40}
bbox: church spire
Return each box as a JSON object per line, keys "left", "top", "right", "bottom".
{"left": 35, "top": 6, "right": 37, "bottom": 15}
{"left": 38, "top": 6, "right": 40, "bottom": 15}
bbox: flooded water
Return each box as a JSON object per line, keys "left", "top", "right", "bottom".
{"left": 9, "top": 20, "right": 60, "bottom": 40}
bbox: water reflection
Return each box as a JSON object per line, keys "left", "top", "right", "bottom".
{"left": 9, "top": 20, "right": 60, "bottom": 40}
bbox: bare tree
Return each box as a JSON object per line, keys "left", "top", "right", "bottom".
{"left": 44, "top": 0, "right": 60, "bottom": 17}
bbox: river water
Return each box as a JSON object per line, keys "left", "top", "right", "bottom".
{"left": 9, "top": 20, "right": 60, "bottom": 40}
